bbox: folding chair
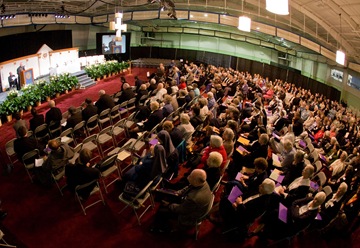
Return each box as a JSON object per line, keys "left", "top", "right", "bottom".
{"left": 82, "top": 134, "right": 101, "bottom": 161}
{"left": 110, "top": 104, "right": 121, "bottom": 124}
{"left": 52, "top": 165, "right": 67, "bottom": 196}
{"left": 22, "top": 149, "right": 40, "bottom": 183}
{"left": 98, "top": 108, "right": 111, "bottom": 130}
{"left": 313, "top": 171, "right": 327, "bottom": 187}
{"left": 34, "top": 123, "right": 50, "bottom": 144}
{"left": 75, "top": 179, "right": 105, "bottom": 215}
{"left": 124, "top": 112, "right": 136, "bottom": 131}
{"left": 98, "top": 154, "right": 121, "bottom": 193}
{"left": 86, "top": 114, "right": 100, "bottom": 136}
{"left": 127, "top": 97, "right": 136, "bottom": 113}
{"left": 189, "top": 194, "right": 215, "bottom": 240}
{"left": 96, "top": 126, "right": 115, "bottom": 157}
{"left": 111, "top": 119, "right": 126, "bottom": 146}
{"left": 5, "top": 138, "right": 18, "bottom": 166}
{"left": 68, "top": 143, "right": 83, "bottom": 165}
{"left": 118, "top": 180, "right": 154, "bottom": 226}
{"left": 113, "top": 91, "right": 122, "bottom": 103}
{"left": 48, "top": 121, "right": 62, "bottom": 138}
{"left": 313, "top": 160, "right": 323, "bottom": 173}
{"left": 60, "top": 128, "right": 76, "bottom": 146}
{"left": 119, "top": 101, "right": 128, "bottom": 119}
{"left": 73, "top": 120, "right": 86, "bottom": 143}
{"left": 322, "top": 185, "right": 333, "bottom": 197}
{"left": 0, "top": 229, "right": 16, "bottom": 248}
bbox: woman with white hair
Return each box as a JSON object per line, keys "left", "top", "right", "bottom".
{"left": 205, "top": 151, "right": 223, "bottom": 190}
{"left": 329, "top": 151, "right": 348, "bottom": 178}
{"left": 207, "top": 91, "right": 216, "bottom": 110}
{"left": 200, "top": 135, "right": 228, "bottom": 169}
{"left": 222, "top": 128, "right": 235, "bottom": 157}
{"left": 198, "top": 98, "right": 209, "bottom": 121}
{"left": 260, "top": 191, "right": 326, "bottom": 240}
{"left": 177, "top": 113, "right": 195, "bottom": 144}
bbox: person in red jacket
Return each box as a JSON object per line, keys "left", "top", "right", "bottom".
{"left": 200, "top": 135, "right": 228, "bottom": 170}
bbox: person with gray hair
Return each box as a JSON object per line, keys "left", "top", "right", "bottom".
{"left": 259, "top": 191, "right": 326, "bottom": 240}
{"left": 277, "top": 164, "right": 314, "bottom": 207}
{"left": 117, "top": 82, "right": 135, "bottom": 104}
{"left": 95, "top": 89, "right": 115, "bottom": 114}
{"left": 222, "top": 128, "right": 235, "bottom": 157}
{"left": 205, "top": 151, "right": 223, "bottom": 190}
{"left": 45, "top": 99, "right": 62, "bottom": 128}
{"left": 282, "top": 150, "right": 306, "bottom": 186}
{"left": 200, "top": 135, "right": 228, "bottom": 169}
{"left": 216, "top": 178, "right": 279, "bottom": 236}
{"left": 318, "top": 182, "right": 348, "bottom": 227}
{"left": 150, "top": 169, "right": 213, "bottom": 233}
{"left": 178, "top": 113, "right": 195, "bottom": 143}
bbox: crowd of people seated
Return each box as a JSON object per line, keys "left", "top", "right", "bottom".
{"left": 6, "top": 59, "right": 360, "bottom": 242}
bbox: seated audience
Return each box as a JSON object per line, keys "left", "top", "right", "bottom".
{"left": 29, "top": 107, "right": 45, "bottom": 132}
{"left": 95, "top": 90, "right": 115, "bottom": 114}
{"left": 65, "top": 148, "right": 100, "bottom": 199}
{"left": 82, "top": 98, "right": 98, "bottom": 123}
{"left": 200, "top": 135, "right": 227, "bottom": 169}
{"left": 64, "top": 106, "right": 83, "bottom": 130}
{"left": 14, "top": 126, "right": 39, "bottom": 160}
{"left": 177, "top": 113, "right": 195, "bottom": 144}
{"left": 162, "top": 120, "right": 183, "bottom": 148}
{"left": 45, "top": 100, "right": 62, "bottom": 128}
{"left": 13, "top": 112, "right": 28, "bottom": 138}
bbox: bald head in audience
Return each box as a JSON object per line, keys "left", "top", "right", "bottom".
{"left": 187, "top": 169, "right": 207, "bottom": 187}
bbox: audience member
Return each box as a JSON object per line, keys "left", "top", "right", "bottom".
{"left": 95, "top": 90, "right": 115, "bottom": 114}
{"left": 29, "top": 107, "right": 45, "bottom": 132}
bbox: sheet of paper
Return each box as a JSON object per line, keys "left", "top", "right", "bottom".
{"left": 278, "top": 203, "right": 288, "bottom": 223}
{"left": 272, "top": 153, "right": 282, "bottom": 167}
{"left": 35, "top": 158, "right": 44, "bottom": 167}
{"left": 227, "top": 185, "right": 243, "bottom": 204}
{"left": 235, "top": 172, "right": 244, "bottom": 181}
{"left": 237, "top": 136, "right": 250, "bottom": 146}
{"left": 117, "top": 150, "right": 131, "bottom": 161}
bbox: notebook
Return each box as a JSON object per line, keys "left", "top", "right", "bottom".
{"left": 278, "top": 203, "right": 288, "bottom": 223}
{"left": 299, "top": 140, "right": 307, "bottom": 149}
{"left": 149, "top": 138, "right": 158, "bottom": 146}
{"left": 236, "top": 145, "right": 249, "bottom": 155}
{"left": 117, "top": 150, "right": 131, "bottom": 161}
{"left": 237, "top": 136, "right": 250, "bottom": 146}
{"left": 228, "top": 186, "right": 243, "bottom": 204}
{"left": 269, "top": 169, "right": 285, "bottom": 183}
{"left": 310, "top": 181, "right": 319, "bottom": 191}
{"left": 235, "top": 172, "right": 244, "bottom": 181}
{"left": 272, "top": 153, "right": 282, "bottom": 167}
{"left": 35, "top": 158, "right": 44, "bottom": 167}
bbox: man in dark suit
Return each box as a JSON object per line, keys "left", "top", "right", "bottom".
{"left": 117, "top": 83, "right": 135, "bottom": 104}
{"left": 65, "top": 106, "right": 83, "bottom": 130}
{"left": 134, "top": 75, "right": 144, "bottom": 92}
{"left": 45, "top": 100, "right": 62, "bottom": 128}
{"left": 14, "top": 126, "right": 40, "bottom": 160}
{"left": 16, "top": 62, "right": 25, "bottom": 90}
{"left": 82, "top": 98, "right": 98, "bottom": 123}
{"left": 136, "top": 84, "right": 149, "bottom": 105}
{"left": 150, "top": 169, "right": 213, "bottom": 232}
{"left": 29, "top": 107, "right": 45, "bottom": 132}
{"left": 13, "top": 112, "right": 28, "bottom": 138}
{"left": 95, "top": 89, "right": 115, "bottom": 114}
{"left": 8, "top": 72, "right": 17, "bottom": 89}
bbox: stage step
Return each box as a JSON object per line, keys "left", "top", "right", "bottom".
{"left": 72, "top": 70, "right": 96, "bottom": 89}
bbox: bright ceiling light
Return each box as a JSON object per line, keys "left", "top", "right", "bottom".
{"left": 238, "top": 16, "right": 251, "bottom": 32}
{"left": 336, "top": 50, "right": 345, "bottom": 66}
{"left": 266, "top": 0, "right": 289, "bottom": 15}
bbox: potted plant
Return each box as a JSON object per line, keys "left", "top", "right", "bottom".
{"left": 0, "top": 99, "right": 19, "bottom": 122}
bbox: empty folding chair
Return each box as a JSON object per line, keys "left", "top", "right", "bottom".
{"left": 60, "top": 128, "right": 76, "bottom": 146}
{"left": 34, "top": 123, "right": 50, "bottom": 145}
{"left": 5, "top": 138, "right": 18, "bottom": 166}
{"left": 98, "top": 154, "right": 121, "bottom": 193}
{"left": 313, "top": 171, "right": 327, "bottom": 187}
{"left": 73, "top": 120, "right": 86, "bottom": 143}
{"left": 86, "top": 114, "right": 100, "bottom": 136}
{"left": 52, "top": 165, "right": 67, "bottom": 196}
{"left": 127, "top": 98, "right": 136, "bottom": 113}
{"left": 124, "top": 112, "right": 136, "bottom": 131}
{"left": 22, "top": 149, "right": 40, "bottom": 182}
{"left": 98, "top": 108, "right": 111, "bottom": 130}
{"left": 68, "top": 143, "right": 83, "bottom": 165}
{"left": 110, "top": 104, "right": 121, "bottom": 124}
{"left": 82, "top": 134, "right": 101, "bottom": 161}
{"left": 75, "top": 179, "right": 105, "bottom": 215}
{"left": 48, "top": 121, "right": 62, "bottom": 138}
{"left": 111, "top": 119, "right": 126, "bottom": 146}
{"left": 61, "top": 111, "right": 69, "bottom": 126}
{"left": 313, "top": 160, "right": 323, "bottom": 173}
{"left": 96, "top": 126, "right": 115, "bottom": 157}
{"left": 113, "top": 91, "right": 122, "bottom": 103}
{"left": 119, "top": 101, "right": 128, "bottom": 119}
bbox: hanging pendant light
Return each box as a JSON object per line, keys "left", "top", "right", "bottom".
{"left": 238, "top": 16, "right": 251, "bottom": 32}
{"left": 266, "top": 0, "right": 289, "bottom": 15}
{"left": 336, "top": 13, "right": 345, "bottom": 66}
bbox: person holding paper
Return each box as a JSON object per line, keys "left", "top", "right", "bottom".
{"left": 282, "top": 150, "right": 306, "bottom": 186}
{"left": 277, "top": 164, "right": 314, "bottom": 207}
{"left": 258, "top": 191, "right": 326, "bottom": 240}
{"left": 214, "top": 179, "right": 278, "bottom": 237}
{"left": 34, "top": 139, "right": 74, "bottom": 186}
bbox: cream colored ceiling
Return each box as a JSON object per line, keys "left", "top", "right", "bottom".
{"left": 2, "top": 0, "right": 360, "bottom": 65}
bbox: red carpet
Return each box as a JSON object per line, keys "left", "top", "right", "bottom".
{"left": 0, "top": 67, "right": 358, "bottom": 248}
